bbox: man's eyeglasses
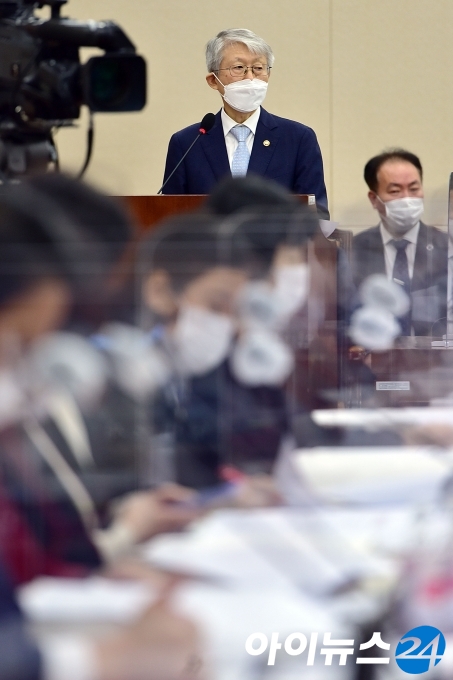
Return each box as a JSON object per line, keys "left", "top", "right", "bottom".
{"left": 216, "top": 64, "right": 271, "bottom": 78}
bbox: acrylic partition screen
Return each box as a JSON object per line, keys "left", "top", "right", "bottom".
{"left": 448, "top": 171, "right": 453, "bottom": 339}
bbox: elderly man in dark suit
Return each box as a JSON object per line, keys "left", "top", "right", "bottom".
{"left": 161, "top": 28, "right": 329, "bottom": 217}
{"left": 352, "top": 149, "right": 448, "bottom": 336}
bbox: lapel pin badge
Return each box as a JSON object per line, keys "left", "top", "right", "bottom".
{"left": 263, "top": 140, "right": 270, "bottom": 146}
{"left": 426, "top": 244, "right": 434, "bottom": 251}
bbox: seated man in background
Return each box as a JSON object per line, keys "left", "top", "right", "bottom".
{"left": 161, "top": 27, "right": 329, "bottom": 217}
{"left": 352, "top": 149, "right": 448, "bottom": 336}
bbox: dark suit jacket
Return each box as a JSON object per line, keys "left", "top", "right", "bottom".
{"left": 162, "top": 108, "right": 329, "bottom": 214}
{"left": 352, "top": 222, "right": 448, "bottom": 336}
{"left": 153, "top": 361, "right": 288, "bottom": 489}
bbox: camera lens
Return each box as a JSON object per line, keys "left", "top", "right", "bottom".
{"left": 83, "top": 55, "right": 146, "bottom": 112}
{"left": 90, "top": 58, "right": 128, "bottom": 107}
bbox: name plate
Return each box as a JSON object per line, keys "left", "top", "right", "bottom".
{"left": 376, "top": 381, "right": 410, "bottom": 391}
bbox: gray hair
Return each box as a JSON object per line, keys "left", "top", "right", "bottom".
{"left": 205, "top": 28, "right": 275, "bottom": 73}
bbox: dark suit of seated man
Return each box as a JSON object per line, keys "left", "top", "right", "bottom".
{"left": 352, "top": 148, "right": 448, "bottom": 336}
{"left": 161, "top": 28, "right": 329, "bottom": 217}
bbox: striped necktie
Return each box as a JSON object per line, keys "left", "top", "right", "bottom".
{"left": 391, "top": 238, "right": 412, "bottom": 335}
{"left": 230, "top": 125, "right": 251, "bottom": 177}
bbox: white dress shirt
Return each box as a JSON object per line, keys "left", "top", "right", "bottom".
{"left": 221, "top": 107, "right": 261, "bottom": 169}
{"left": 379, "top": 221, "right": 420, "bottom": 280}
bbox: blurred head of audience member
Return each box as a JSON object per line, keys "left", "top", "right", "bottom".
{"left": 141, "top": 214, "right": 250, "bottom": 379}
{"left": 205, "top": 172, "right": 299, "bottom": 216}
{"left": 31, "top": 172, "right": 133, "bottom": 330}
{"left": 0, "top": 173, "right": 132, "bottom": 342}
{"left": 0, "top": 174, "right": 133, "bottom": 423}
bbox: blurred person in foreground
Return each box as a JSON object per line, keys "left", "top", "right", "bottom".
{"left": 141, "top": 186, "right": 325, "bottom": 489}
{"left": 0, "top": 177, "right": 203, "bottom": 680}
{"left": 207, "top": 175, "right": 361, "bottom": 408}
{"left": 352, "top": 148, "right": 448, "bottom": 336}
{"left": 0, "top": 175, "right": 200, "bottom": 586}
{"left": 206, "top": 174, "right": 357, "bottom": 337}
{"left": 162, "top": 28, "right": 329, "bottom": 217}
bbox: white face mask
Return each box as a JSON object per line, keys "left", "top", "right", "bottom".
{"left": 377, "top": 196, "right": 424, "bottom": 235}
{"left": 172, "top": 305, "right": 234, "bottom": 377}
{"left": 349, "top": 305, "right": 401, "bottom": 351}
{"left": 26, "top": 332, "right": 108, "bottom": 410}
{"left": 359, "top": 274, "right": 410, "bottom": 318}
{"left": 237, "top": 281, "right": 281, "bottom": 330}
{"left": 237, "top": 265, "right": 310, "bottom": 333}
{"left": 273, "top": 264, "right": 310, "bottom": 324}
{"left": 230, "top": 328, "right": 294, "bottom": 387}
{"left": 213, "top": 74, "right": 268, "bottom": 113}
{"left": 97, "top": 323, "right": 171, "bottom": 400}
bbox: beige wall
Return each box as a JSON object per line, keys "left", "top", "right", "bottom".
{"left": 58, "top": 0, "right": 453, "bottom": 231}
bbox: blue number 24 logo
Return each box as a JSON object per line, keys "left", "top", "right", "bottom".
{"left": 395, "top": 626, "right": 446, "bottom": 674}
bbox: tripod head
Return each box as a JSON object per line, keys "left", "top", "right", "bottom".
{"left": 0, "top": 1, "right": 66, "bottom": 19}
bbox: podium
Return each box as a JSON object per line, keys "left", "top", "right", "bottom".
{"left": 120, "top": 194, "right": 316, "bottom": 231}
{"left": 122, "top": 195, "right": 206, "bottom": 231}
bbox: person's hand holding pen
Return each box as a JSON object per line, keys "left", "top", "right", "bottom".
{"left": 113, "top": 484, "right": 201, "bottom": 544}
{"left": 101, "top": 472, "right": 281, "bottom": 565}
{"left": 188, "top": 466, "right": 283, "bottom": 511}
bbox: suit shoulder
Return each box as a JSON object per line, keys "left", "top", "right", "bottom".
{"left": 352, "top": 226, "right": 380, "bottom": 246}
{"left": 422, "top": 223, "right": 448, "bottom": 246}
{"left": 267, "top": 113, "right": 316, "bottom": 136}
{"left": 169, "top": 121, "right": 204, "bottom": 142}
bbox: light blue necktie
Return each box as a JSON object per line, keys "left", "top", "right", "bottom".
{"left": 230, "top": 125, "right": 251, "bottom": 177}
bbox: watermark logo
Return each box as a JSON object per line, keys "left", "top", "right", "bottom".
{"left": 245, "top": 631, "right": 390, "bottom": 667}
{"left": 245, "top": 627, "right": 446, "bottom": 673}
{"left": 395, "top": 626, "right": 446, "bottom": 674}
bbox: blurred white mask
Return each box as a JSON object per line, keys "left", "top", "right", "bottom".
{"left": 230, "top": 328, "right": 294, "bottom": 386}
{"left": 100, "top": 323, "right": 171, "bottom": 400}
{"left": 172, "top": 305, "right": 235, "bottom": 377}
{"left": 273, "top": 263, "right": 310, "bottom": 324}
{"left": 238, "top": 264, "right": 310, "bottom": 332}
{"left": 237, "top": 281, "right": 280, "bottom": 330}
{"left": 349, "top": 306, "right": 401, "bottom": 351}
{"left": 26, "top": 332, "right": 108, "bottom": 411}
{"left": 359, "top": 274, "right": 410, "bottom": 318}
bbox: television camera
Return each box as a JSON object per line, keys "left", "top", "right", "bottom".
{"left": 0, "top": 0, "right": 146, "bottom": 178}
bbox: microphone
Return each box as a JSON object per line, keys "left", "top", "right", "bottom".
{"left": 157, "top": 113, "right": 216, "bottom": 194}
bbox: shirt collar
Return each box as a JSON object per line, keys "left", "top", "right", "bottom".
{"left": 380, "top": 220, "right": 420, "bottom": 246}
{"left": 221, "top": 107, "right": 261, "bottom": 137}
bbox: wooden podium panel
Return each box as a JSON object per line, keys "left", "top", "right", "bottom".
{"left": 120, "top": 194, "right": 315, "bottom": 231}
{"left": 369, "top": 341, "right": 453, "bottom": 407}
{"left": 122, "top": 195, "right": 205, "bottom": 231}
